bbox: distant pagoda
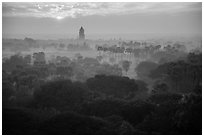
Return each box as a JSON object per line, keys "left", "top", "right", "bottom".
{"left": 79, "top": 26, "right": 85, "bottom": 40}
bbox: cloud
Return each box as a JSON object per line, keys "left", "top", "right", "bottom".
{"left": 2, "top": 2, "right": 201, "bottom": 20}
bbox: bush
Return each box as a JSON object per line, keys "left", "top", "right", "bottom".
{"left": 86, "top": 75, "right": 138, "bottom": 99}
{"left": 79, "top": 98, "right": 154, "bottom": 126}
{"left": 2, "top": 108, "right": 39, "bottom": 135}
{"left": 33, "top": 80, "right": 89, "bottom": 110}
{"left": 38, "top": 111, "right": 114, "bottom": 135}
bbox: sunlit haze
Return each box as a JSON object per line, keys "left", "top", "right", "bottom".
{"left": 2, "top": 2, "right": 202, "bottom": 39}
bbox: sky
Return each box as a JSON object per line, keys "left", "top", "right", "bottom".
{"left": 2, "top": 2, "right": 202, "bottom": 39}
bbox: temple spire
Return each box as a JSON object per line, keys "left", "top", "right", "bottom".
{"left": 79, "top": 26, "right": 85, "bottom": 40}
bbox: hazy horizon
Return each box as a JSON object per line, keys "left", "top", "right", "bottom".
{"left": 2, "top": 32, "right": 201, "bottom": 40}
{"left": 2, "top": 2, "right": 202, "bottom": 40}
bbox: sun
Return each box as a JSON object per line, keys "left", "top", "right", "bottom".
{"left": 56, "top": 16, "right": 64, "bottom": 20}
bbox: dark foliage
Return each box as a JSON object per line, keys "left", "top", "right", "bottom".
{"left": 148, "top": 92, "right": 183, "bottom": 105}
{"left": 79, "top": 98, "right": 154, "bottom": 126}
{"left": 33, "top": 80, "right": 89, "bottom": 110}
{"left": 2, "top": 108, "right": 39, "bottom": 135}
{"left": 38, "top": 111, "right": 114, "bottom": 135}
{"left": 2, "top": 52, "right": 202, "bottom": 135}
{"left": 2, "top": 108, "right": 136, "bottom": 135}
{"left": 86, "top": 75, "right": 138, "bottom": 99}
{"left": 137, "top": 93, "right": 202, "bottom": 135}
{"left": 2, "top": 81, "right": 15, "bottom": 107}
{"left": 149, "top": 53, "right": 202, "bottom": 93}
{"left": 136, "top": 61, "right": 158, "bottom": 80}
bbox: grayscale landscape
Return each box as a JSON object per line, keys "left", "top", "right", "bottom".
{"left": 2, "top": 2, "right": 202, "bottom": 135}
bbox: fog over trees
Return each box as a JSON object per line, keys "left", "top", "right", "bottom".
{"left": 2, "top": 2, "right": 202, "bottom": 135}
{"left": 2, "top": 35, "right": 202, "bottom": 135}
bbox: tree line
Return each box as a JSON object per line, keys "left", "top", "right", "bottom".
{"left": 2, "top": 50, "right": 202, "bottom": 135}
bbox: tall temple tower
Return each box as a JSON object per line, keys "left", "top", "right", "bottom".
{"left": 79, "top": 26, "right": 85, "bottom": 40}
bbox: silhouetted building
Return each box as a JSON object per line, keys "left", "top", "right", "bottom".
{"left": 79, "top": 26, "right": 85, "bottom": 40}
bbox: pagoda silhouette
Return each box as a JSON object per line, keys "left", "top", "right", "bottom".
{"left": 79, "top": 26, "right": 85, "bottom": 40}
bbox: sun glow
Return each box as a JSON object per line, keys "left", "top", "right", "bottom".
{"left": 56, "top": 16, "right": 64, "bottom": 20}
{"left": 3, "top": 3, "right": 201, "bottom": 19}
